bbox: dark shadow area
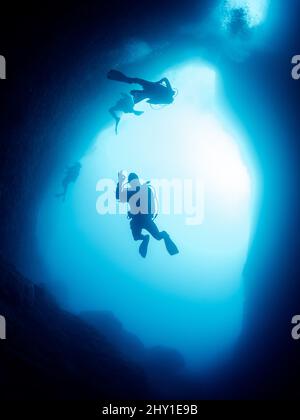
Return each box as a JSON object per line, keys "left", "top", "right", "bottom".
{"left": 0, "top": 256, "right": 150, "bottom": 400}
{"left": 81, "top": 311, "right": 187, "bottom": 398}
{"left": 0, "top": 0, "right": 300, "bottom": 400}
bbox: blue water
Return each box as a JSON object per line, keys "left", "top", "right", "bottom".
{"left": 36, "top": 60, "right": 259, "bottom": 371}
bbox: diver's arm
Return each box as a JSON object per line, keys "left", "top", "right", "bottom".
{"left": 116, "top": 183, "right": 128, "bottom": 202}
{"left": 116, "top": 173, "right": 127, "bottom": 202}
{"left": 116, "top": 182, "right": 126, "bottom": 203}
{"left": 116, "top": 182, "right": 120, "bottom": 200}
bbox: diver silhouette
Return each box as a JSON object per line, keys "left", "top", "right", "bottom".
{"left": 109, "top": 93, "right": 144, "bottom": 135}
{"left": 116, "top": 171, "right": 179, "bottom": 258}
{"left": 108, "top": 70, "right": 176, "bottom": 105}
{"left": 56, "top": 162, "right": 81, "bottom": 202}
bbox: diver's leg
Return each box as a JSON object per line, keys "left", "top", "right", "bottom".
{"left": 130, "top": 218, "right": 146, "bottom": 241}
{"left": 107, "top": 71, "right": 152, "bottom": 88}
{"left": 55, "top": 184, "right": 64, "bottom": 199}
{"left": 109, "top": 106, "right": 121, "bottom": 135}
{"left": 107, "top": 70, "right": 132, "bottom": 84}
{"left": 145, "top": 219, "right": 179, "bottom": 255}
{"left": 129, "top": 78, "right": 154, "bottom": 89}
{"left": 144, "top": 219, "right": 165, "bottom": 241}
{"left": 56, "top": 180, "right": 68, "bottom": 201}
{"left": 62, "top": 184, "right": 68, "bottom": 202}
{"left": 130, "top": 218, "right": 150, "bottom": 258}
{"left": 107, "top": 70, "right": 155, "bottom": 94}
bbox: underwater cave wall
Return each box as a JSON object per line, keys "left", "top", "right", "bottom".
{"left": 0, "top": 1, "right": 299, "bottom": 396}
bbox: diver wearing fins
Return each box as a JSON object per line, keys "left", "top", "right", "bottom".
{"left": 109, "top": 93, "right": 144, "bottom": 135}
{"left": 116, "top": 171, "right": 179, "bottom": 258}
{"left": 107, "top": 70, "right": 176, "bottom": 105}
{"left": 56, "top": 162, "right": 81, "bottom": 202}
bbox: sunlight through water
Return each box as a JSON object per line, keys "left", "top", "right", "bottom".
{"left": 37, "top": 61, "right": 259, "bottom": 370}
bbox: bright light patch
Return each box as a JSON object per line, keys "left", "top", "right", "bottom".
{"left": 225, "top": 0, "right": 269, "bottom": 27}
{"left": 37, "top": 61, "right": 258, "bottom": 370}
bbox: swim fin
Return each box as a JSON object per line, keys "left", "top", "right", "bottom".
{"left": 139, "top": 235, "right": 150, "bottom": 258}
{"left": 164, "top": 235, "right": 179, "bottom": 256}
{"left": 107, "top": 70, "right": 130, "bottom": 83}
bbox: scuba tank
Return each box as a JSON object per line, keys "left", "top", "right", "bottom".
{"left": 124, "top": 180, "right": 159, "bottom": 221}
{"left": 145, "top": 181, "right": 159, "bottom": 220}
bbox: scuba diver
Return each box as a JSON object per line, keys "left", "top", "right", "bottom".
{"left": 107, "top": 70, "right": 176, "bottom": 106}
{"left": 56, "top": 162, "right": 82, "bottom": 202}
{"left": 116, "top": 171, "right": 179, "bottom": 258}
{"left": 109, "top": 93, "right": 144, "bottom": 135}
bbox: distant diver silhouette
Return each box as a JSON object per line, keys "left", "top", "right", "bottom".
{"left": 107, "top": 70, "right": 176, "bottom": 106}
{"left": 109, "top": 93, "right": 144, "bottom": 135}
{"left": 56, "top": 162, "right": 81, "bottom": 202}
{"left": 116, "top": 171, "right": 179, "bottom": 258}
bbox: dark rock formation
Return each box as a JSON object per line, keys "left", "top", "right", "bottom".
{"left": 81, "top": 311, "right": 186, "bottom": 398}
{"left": 0, "top": 257, "right": 150, "bottom": 400}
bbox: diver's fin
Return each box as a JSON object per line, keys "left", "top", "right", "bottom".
{"left": 164, "top": 235, "right": 179, "bottom": 256}
{"left": 139, "top": 235, "right": 150, "bottom": 258}
{"left": 107, "top": 70, "right": 130, "bottom": 83}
